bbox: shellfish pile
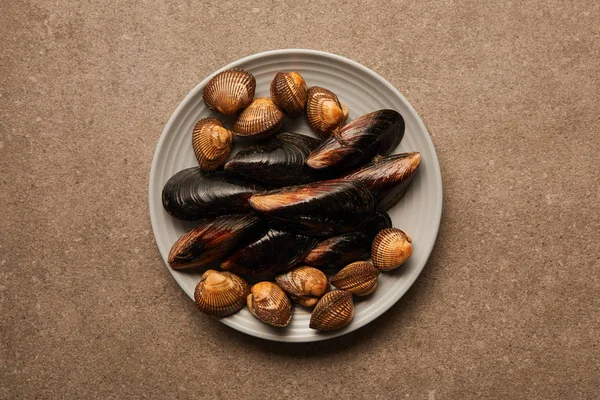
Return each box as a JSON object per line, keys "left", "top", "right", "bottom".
{"left": 162, "top": 69, "right": 420, "bottom": 331}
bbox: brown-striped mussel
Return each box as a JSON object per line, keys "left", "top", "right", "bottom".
{"left": 306, "top": 86, "right": 349, "bottom": 138}
{"left": 270, "top": 72, "right": 308, "bottom": 118}
{"left": 342, "top": 152, "right": 421, "bottom": 210}
{"left": 203, "top": 68, "right": 256, "bottom": 115}
{"left": 162, "top": 167, "right": 264, "bottom": 220}
{"left": 194, "top": 269, "right": 250, "bottom": 317}
{"left": 233, "top": 98, "right": 284, "bottom": 139}
{"left": 275, "top": 266, "right": 329, "bottom": 307}
{"left": 309, "top": 290, "right": 354, "bottom": 331}
{"left": 248, "top": 179, "right": 376, "bottom": 237}
{"left": 306, "top": 109, "right": 405, "bottom": 173}
{"left": 303, "top": 210, "right": 391, "bottom": 270}
{"left": 167, "top": 213, "right": 260, "bottom": 270}
{"left": 221, "top": 228, "right": 317, "bottom": 280}
{"left": 372, "top": 228, "right": 413, "bottom": 271}
{"left": 247, "top": 281, "right": 293, "bottom": 327}
{"left": 331, "top": 261, "right": 380, "bottom": 296}
{"left": 192, "top": 118, "right": 234, "bottom": 171}
{"left": 224, "top": 132, "right": 321, "bottom": 186}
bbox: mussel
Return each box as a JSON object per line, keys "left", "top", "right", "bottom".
{"left": 192, "top": 118, "right": 233, "bottom": 171}
{"left": 303, "top": 210, "right": 391, "bottom": 269}
{"left": 167, "top": 213, "right": 260, "bottom": 270}
{"left": 203, "top": 69, "right": 256, "bottom": 115}
{"left": 309, "top": 290, "right": 354, "bottom": 331}
{"left": 162, "top": 168, "right": 264, "bottom": 220}
{"left": 224, "top": 132, "right": 321, "bottom": 186}
{"left": 221, "top": 229, "right": 317, "bottom": 280}
{"left": 247, "top": 281, "right": 293, "bottom": 327}
{"left": 306, "top": 110, "right": 405, "bottom": 173}
{"left": 331, "top": 261, "right": 380, "bottom": 296}
{"left": 270, "top": 72, "right": 308, "bottom": 118}
{"left": 276, "top": 266, "right": 329, "bottom": 307}
{"left": 306, "top": 86, "right": 349, "bottom": 138}
{"left": 194, "top": 269, "right": 250, "bottom": 317}
{"left": 342, "top": 152, "right": 421, "bottom": 210}
{"left": 372, "top": 228, "right": 413, "bottom": 271}
{"left": 233, "top": 98, "right": 284, "bottom": 139}
{"left": 249, "top": 179, "right": 376, "bottom": 237}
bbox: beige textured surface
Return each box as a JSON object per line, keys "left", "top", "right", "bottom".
{"left": 1, "top": 0, "right": 599, "bottom": 398}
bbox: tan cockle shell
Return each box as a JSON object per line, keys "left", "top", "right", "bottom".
{"left": 371, "top": 228, "right": 413, "bottom": 271}
{"left": 203, "top": 69, "right": 256, "bottom": 115}
{"left": 194, "top": 270, "right": 250, "bottom": 317}
{"left": 331, "top": 261, "right": 380, "bottom": 296}
{"left": 247, "top": 282, "right": 292, "bottom": 327}
{"left": 270, "top": 72, "right": 308, "bottom": 118}
{"left": 192, "top": 118, "right": 233, "bottom": 171}
{"left": 275, "top": 266, "right": 329, "bottom": 307}
{"left": 306, "top": 86, "right": 348, "bottom": 138}
{"left": 233, "top": 98, "right": 284, "bottom": 139}
{"left": 309, "top": 290, "right": 354, "bottom": 331}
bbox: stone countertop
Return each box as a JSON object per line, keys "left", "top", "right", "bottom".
{"left": 1, "top": 1, "right": 599, "bottom": 398}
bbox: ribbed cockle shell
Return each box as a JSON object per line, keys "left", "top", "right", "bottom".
{"left": 275, "top": 266, "right": 329, "bottom": 307}
{"left": 309, "top": 290, "right": 354, "bottom": 331}
{"left": 194, "top": 269, "right": 250, "bottom": 317}
{"left": 192, "top": 118, "right": 233, "bottom": 171}
{"left": 203, "top": 69, "right": 256, "bottom": 115}
{"left": 233, "top": 98, "right": 284, "bottom": 139}
{"left": 331, "top": 261, "right": 380, "bottom": 296}
{"left": 371, "top": 228, "right": 413, "bottom": 271}
{"left": 270, "top": 72, "right": 308, "bottom": 118}
{"left": 306, "top": 86, "right": 348, "bottom": 138}
{"left": 247, "top": 281, "right": 292, "bottom": 327}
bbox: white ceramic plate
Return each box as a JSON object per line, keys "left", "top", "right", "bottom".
{"left": 149, "top": 49, "right": 442, "bottom": 342}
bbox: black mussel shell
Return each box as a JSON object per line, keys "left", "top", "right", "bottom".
{"left": 221, "top": 229, "right": 317, "bottom": 280}
{"left": 224, "top": 132, "right": 321, "bottom": 186}
{"left": 303, "top": 231, "right": 370, "bottom": 270}
{"left": 306, "top": 110, "right": 405, "bottom": 173}
{"left": 303, "top": 210, "right": 392, "bottom": 270}
{"left": 167, "top": 213, "right": 261, "bottom": 270}
{"left": 162, "top": 167, "right": 264, "bottom": 221}
{"left": 342, "top": 152, "right": 421, "bottom": 210}
{"left": 249, "top": 179, "right": 376, "bottom": 237}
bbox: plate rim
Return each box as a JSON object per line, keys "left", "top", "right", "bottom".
{"left": 148, "top": 48, "right": 443, "bottom": 342}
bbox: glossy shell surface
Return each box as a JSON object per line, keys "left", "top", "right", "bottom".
{"left": 270, "top": 72, "right": 308, "bottom": 118}
{"left": 233, "top": 98, "right": 284, "bottom": 139}
{"left": 192, "top": 118, "right": 233, "bottom": 171}
{"left": 149, "top": 49, "right": 442, "bottom": 341}
{"left": 203, "top": 69, "right": 256, "bottom": 115}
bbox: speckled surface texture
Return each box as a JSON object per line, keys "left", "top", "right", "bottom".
{"left": 1, "top": 0, "right": 599, "bottom": 398}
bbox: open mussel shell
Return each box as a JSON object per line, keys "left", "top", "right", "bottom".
{"left": 233, "top": 98, "right": 284, "bottom": 139}
{"left": 249, "top": 179, "right": 375, "bottom": 237}
{"left": 247, "top": 282, "right": 292, "bottom": 327}
{"left": 224, "top": 132, "right": 321, "bottom": 186}
{"left": 306, "top": 86, "right": 348, "bottom": 138}
{"left": 221, "top": 229, "right": 317, "bottom": 280}
{"left": 270, "top": 72, "right": 307, "bottom": 118}
{"left": 162, "top": 168, "right": 264, "bottom": 221}
{"left": 167, "top": 213, "right": 260, "bottom": 270}
{"left": 342, "top": 152, "right": 421, "bottom": 210}
{"left": 192, "top": 118, "right": 233, "bottom": 171}
{"left": 203, "top": 69, "right": 256, "bottom": 115}
{"left": 372, "top": 228, "right": 413, "bottom": 271}
{"left": 331, "top": 261, "right": 380, "bottom": 296}
{"left": 309, "top": 290, "right": 354, "bottom": 331}
{"left": 194, "top": 269, "right": 250, "bottom": 317}
{"left": 306, "top": 109, "right": 405, "bottom": 173}
{"left": 275, "top": 266, "right": 329, "bottom": 307}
